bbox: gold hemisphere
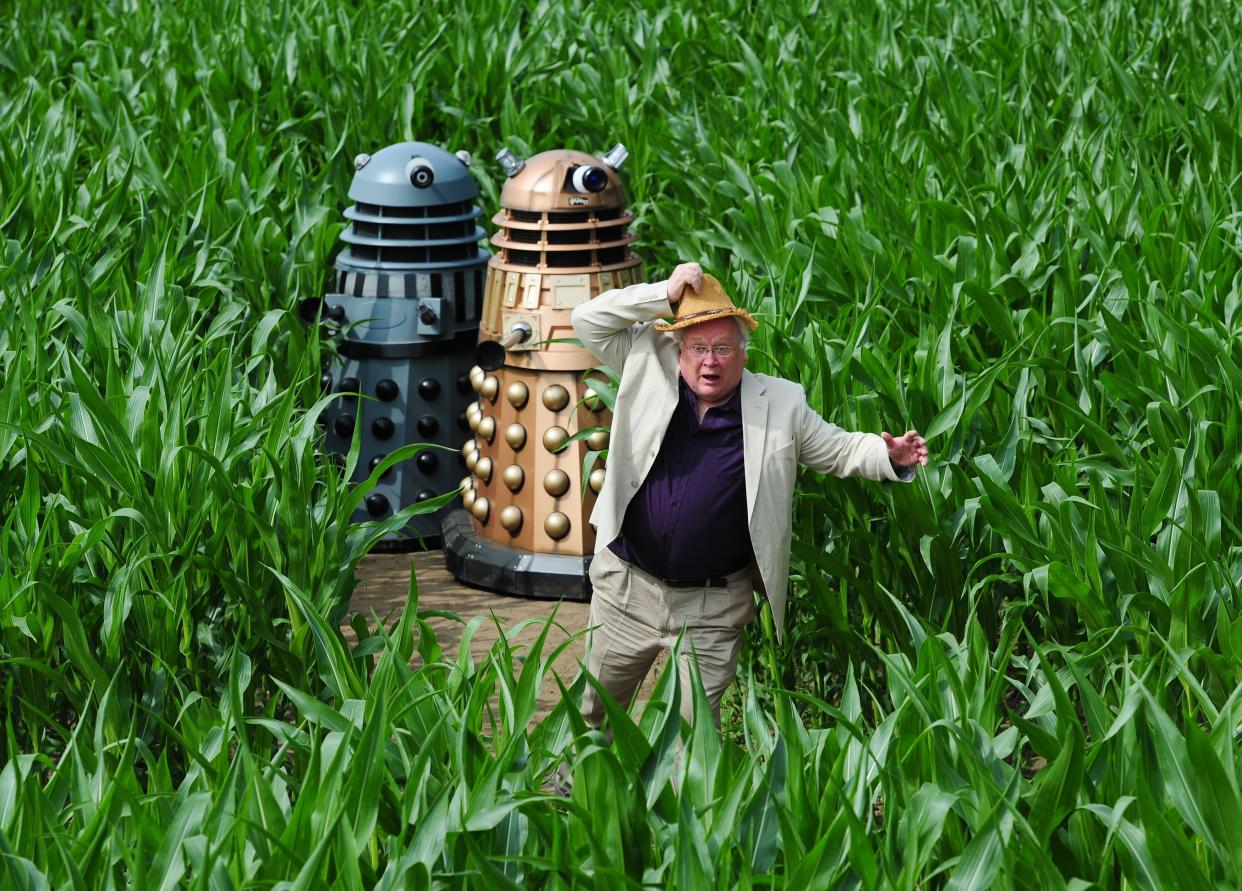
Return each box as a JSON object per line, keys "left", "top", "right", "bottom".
{"left": 542, "top": 384, "right": 570, "bottom": 412}
{"left": 502, "top": 464, "right": 525, "bottom": 492}
{"left": 588, "top": 467, "right": 606, "bottom": 494}
{"left": 469, "top": 366, "right": 485, "bottom": 392}
{"left": 543, "top": 469, "right": 571, "bottom": 497}
{"left": 504, "top": 423, "right": 527, "bottom": 450}
{"left": 481, "top": 376, "right": 499, "bottom": 401}
{"left": 467, "top": 403, "right": 482, "bottom": 432}
{"left": 544, "top": 511, "right": 571, "bottom": 541}
{"left": 462, "top": 487, "right": 476, "bottom": 510}
{"left": 471, "top": 496, "right": 490, "bottom": 523}
{"left": 506, "top": 381, "right": 529, "bottom": 409}
{"left": 475, "top": 457, "right": 493, "bottom": 483}
{"left": 459, "top": 476, "right": 473, "bottom": 494}
{"left": 466, "top": 449, "right": 479, "bottom": 471}
{"left": 583, "top": 386, "right": 605, "bottom": 412}
{"left": 499, "top": 505, "right": 523, "bottom": 535}
{"left": 462, "top": 439, "right": 477, "bottom": 457}
{"left": 586, "top": 430, "right": 610, "bottom": 451}
{"left": 543, "top": 426, "right": 569, "bottom": 452}
{"left": 478, "top": 417, "right": 496, "bottom": 442}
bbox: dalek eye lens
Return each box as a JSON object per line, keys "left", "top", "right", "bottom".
{"left": 405, "top": 157, "right": 435, "bottom": 189}
{"left": 571, "top": 165, "right": 608, "bottom": 193}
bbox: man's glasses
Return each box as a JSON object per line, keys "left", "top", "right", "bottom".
{"left": 683, "top": 343, "right": 739, "bottom": 359}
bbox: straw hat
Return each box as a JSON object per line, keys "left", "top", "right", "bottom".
{"left": 653, "top": 273, "right": 758, "bottom": 332}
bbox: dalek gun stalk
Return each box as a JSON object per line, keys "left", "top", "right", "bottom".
{"left": 475, "top": 320, "right": 533, "bottom": 371}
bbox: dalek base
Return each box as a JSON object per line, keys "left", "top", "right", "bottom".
{"left": 441, "top": 509, "right": 592, "bottom": 601}
{"left": 368, "top": 530, "right": 442, "bottom": 552}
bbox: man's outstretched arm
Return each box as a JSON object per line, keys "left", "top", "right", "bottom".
{"left": 797, "top": 393, "right": 928, "bottom": 481}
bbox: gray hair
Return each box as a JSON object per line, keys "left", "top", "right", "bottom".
{"left": 672, "top": 316, "right": 750, "bottom": 356}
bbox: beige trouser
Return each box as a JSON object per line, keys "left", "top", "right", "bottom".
{"left": 581, "top": 547, "right": 756, "bottom": 728}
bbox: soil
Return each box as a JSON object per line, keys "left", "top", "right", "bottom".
{"left": 347, "top": 549, "right": 667, "bottom": 719}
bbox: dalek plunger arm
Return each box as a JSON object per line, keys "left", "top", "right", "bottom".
{"left": 476, "top": 320, "right": 533, "bottom": 371}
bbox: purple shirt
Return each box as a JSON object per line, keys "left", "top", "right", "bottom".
{"left": 609, "top": 377, "right": 753, "bottom": 579}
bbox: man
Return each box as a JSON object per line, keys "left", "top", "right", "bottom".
{"left": 570, "top": 262, "right": 929, "bottom": 728}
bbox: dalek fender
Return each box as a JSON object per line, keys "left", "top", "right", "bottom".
{"left": 442, "top": 144, "right": 642, "bottom": 599}
{"left": 307, "top": 141, "right": 489, "bottom": 546}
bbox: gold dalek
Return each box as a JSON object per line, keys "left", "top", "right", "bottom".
{"left": 442, "top": 144, "right": 642, "bottom": 599}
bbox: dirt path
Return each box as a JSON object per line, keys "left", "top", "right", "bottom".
{"left": 349, "top": 551, "right": 582, "bottom": 717}
{"left": 348, "top": 550, "right": 669, "bottom": 720}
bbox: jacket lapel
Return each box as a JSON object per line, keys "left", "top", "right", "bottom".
{"left": 740, "top": 370, "right": 769, "bottom": 522}
{"left": 652, "top": 336, "right": 680, "bottom": 428}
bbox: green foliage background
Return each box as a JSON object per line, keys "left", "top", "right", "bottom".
{"left": 1, "top": 0, "right": 1240, "bottom": 887}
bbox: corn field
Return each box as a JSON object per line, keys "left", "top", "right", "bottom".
{"left": 2, "top": 0, "right": 1240, "bottom": 886}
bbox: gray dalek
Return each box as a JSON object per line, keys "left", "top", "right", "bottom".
{"left": 306, "top": 141, "right": 489, "bottom": 546}
{"left": 443, "top": 143, "right": 642, "bottom": 598}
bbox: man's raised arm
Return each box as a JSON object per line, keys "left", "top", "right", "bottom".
{"left": 570, "top": 262, "right": 702, "bottom": 370}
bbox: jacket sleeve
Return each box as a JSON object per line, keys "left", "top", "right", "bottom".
{"left": 796, "top": 391, "right": 909, "bottom": 482}
{"left": 571, "top": 281, "right": 673, "bottom": 372}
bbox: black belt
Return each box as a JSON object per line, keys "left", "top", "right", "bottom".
{"left": 660, "top": 575, "right": 731, "bottom": 588}
{"left": 658, "top": 563, "right": 750, "bottom": 588}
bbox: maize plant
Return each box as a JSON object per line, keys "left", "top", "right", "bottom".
{"left": 1, "top": 0, "right": 1240, "bottom": 886}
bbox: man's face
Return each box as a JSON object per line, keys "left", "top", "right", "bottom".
{"left": 677, "top": 317, "right": 747, "bottom": 407}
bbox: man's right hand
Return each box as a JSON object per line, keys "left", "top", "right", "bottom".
{"left": 666, "top": 262, "right": 703, "bottom": 305}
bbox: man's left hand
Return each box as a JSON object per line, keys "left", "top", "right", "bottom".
{"left": 882, "top": 429, "right": 929, "bottom": 470}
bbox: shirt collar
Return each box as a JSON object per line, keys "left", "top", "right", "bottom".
{"left": 677, "top": 375, "right": 743, "bottom": 416}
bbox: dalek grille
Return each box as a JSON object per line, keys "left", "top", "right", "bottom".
{"left": 545, "top": 249, "right": 593, "bottom": 267}
{"left": 356, "top": 200, "right": 474, "bottom": 218}
{"left": 343, "top": 198, "right": 483, "bottom": 266}
{"left": 352, "top": 242, "right": 479, "bottom": 264}
{"left": 492, "top": 206, "right": 636, "bottom": 269}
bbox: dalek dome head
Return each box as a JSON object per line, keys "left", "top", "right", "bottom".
{"left": 349, "top": 142, "right": 477, "bottom": 207}
{"left": 495, "top": 145, "right": 629, "bottom": 213}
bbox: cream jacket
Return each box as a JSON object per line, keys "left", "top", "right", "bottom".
{"left": 571, "top": 281, "right": 908, "bottom": 640}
